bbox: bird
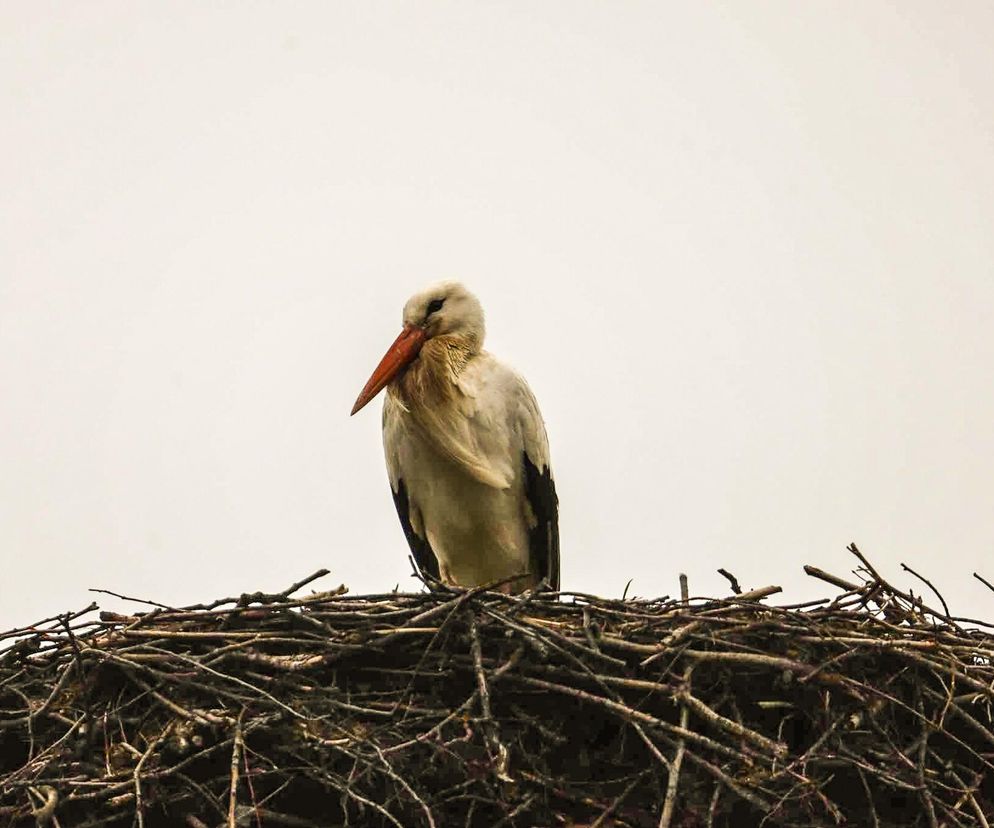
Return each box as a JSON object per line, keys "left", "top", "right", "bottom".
{"left": 350, "top": 282, "right": 559, "bottom": 594}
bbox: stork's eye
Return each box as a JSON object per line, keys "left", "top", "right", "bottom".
{"left": 426, "top": 298, "right": 445, "bottom": 317}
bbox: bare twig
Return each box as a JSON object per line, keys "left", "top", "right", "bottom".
{"left": 228, "top": 711, "right": 244, "bottom": 828}
{"left": 466, "top": 610, "right": 510, "bottom": 781}
{"left": 133, "top": 723, "right": 173, "bottom": 828}
{"left": 716, "top": 569, "right": 741, "bottom": 595}
{"left": 974, "top": 572, "right": 994, "bottom": 596}
{"left": 659, "top": 666, "right": 692, "bottom": 828}
{"left": 901, "top": 562, "right": 951, "bottom": 618}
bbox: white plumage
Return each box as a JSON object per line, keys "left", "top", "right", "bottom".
{"left": 352, "top": 282, "right": 559, "bottom": 592}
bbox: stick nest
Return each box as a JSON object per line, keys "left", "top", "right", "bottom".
{"left": 2, "top": 545, "right": 994, "bottom": 827}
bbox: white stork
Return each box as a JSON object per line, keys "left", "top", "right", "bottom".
{"left": 350, "top": 282, "right": 559, "bottom": 593}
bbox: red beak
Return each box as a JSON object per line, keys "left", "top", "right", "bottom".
{"left": 350, "top": 325, "right": 426, "bottom": 415}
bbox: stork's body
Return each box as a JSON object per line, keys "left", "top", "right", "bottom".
{"left": 351, "top": 282, "right": 559, "bottom": 592}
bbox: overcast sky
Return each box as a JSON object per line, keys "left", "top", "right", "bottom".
{"left": 3, "top": 2, "right": 993, "bottom": 630}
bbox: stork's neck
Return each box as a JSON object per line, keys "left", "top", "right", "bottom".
{"left": 391, "top": 333, "right": 478, "bottom": 410}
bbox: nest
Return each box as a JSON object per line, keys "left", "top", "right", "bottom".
{"left": 2, "top": 544, "right": 994, "bottom": 827}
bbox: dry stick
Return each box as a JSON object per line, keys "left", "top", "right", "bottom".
{"left": 227, "top": 711, "right": 245, "bottom": 828}
{"left": 466, "top": 610, "right": 511, "bottom": 780}
{"left": 925, "top": 752, "right": 976, "bottom": 828}
{"left": 975, "top": 572, "right": 994, "bottom": 596}
{"left": 388, "top": 591, "right": 480, "bottom": 721}
{"left": 88, "top": 588, "right": 176, "bottom": 610}
{"left": 849, "top": 543, "right": 959, "bottom": 628}
{"left": 676, "top": 688, "right": 787, "bottom": 757}
{"left": 713, "top": 585, "right": 782, "bottom": 603}
{"left": 0, "top": 663, "right": 75, "bottom": 730}
{"left": 490, "top": 794, "right": 537, "bottom": 828}
{"left": 932, "top": 801, "right": 975, "bottom": 828}
{"left": 705, "top": 784, "right": 721, "bottom": 828}
{"left": 589, "top": 772, "right": 646, "bottom": 828}
{"left": 133, "top": 723, "right": 173, "bottom": 828}
{"left": 6, "top": 685, "right": 35, "bottom": 761}
{"left": 383, "top": 692, "right": 478, "bottom": 756}
{"left": 716, "top": 569, "right": 741, "bottom": 595}
{"left": 920, "top": 686, "right": 994, "bottom": 748}
{"left": 639, "top": 574, "right": 695, "bottom": 671}
{"left": 0, "top": 714, "right": 86, "bottom": 790}
{"left": 346, "top": 586, "right": 511, "bottom": 727}
{"left": 581, "top": 605, "right": 601, "bottom": 652}
{"left": 901, "top": 562, "right": 951, "bottom": 619}
{"left": 677, "top": 746, "right": 772, "bottom": 812}
{"left": 946, "top": 767, "right": 991, "bottom": 828}
{"left": 296, "top": 756, "right": 405, "bottom": 828}
{"left": 371, "top": 745, "right": 437, "bottom": 828}
{"left": 511, "top": 674, "right": 742, "bottom": 761}
{"left": 130, "top": 676, "right": 228, "bottom": 727}
{"left": 58, "top": 615, "right": 89, "bottom": 714}
{"left": 680, "top": 649, "right": 826, "bottom": 679}
{"left": 855, "top": 766, "right": 881, "bottom": 828}
{"left": 485, "top": 604, "right": 676, "bottom": 772}
{"left": 916, "top": 692, "right": 940, "bottom": 828}
{"left": 0, "top": 601, "right": 99, "bottom": 645}
{"left": 0, "top": 667, "right": 26, "bottom": 690}
{"left": 639, "top": 623, "right": 703, "bottom": 667}
{"left": 176, "top": 772, "right": 229, "bottom": 823}
{"left": 138, "top": 646, "right": 307, "bottom": 719}
{"left": 860, "top": 679, "right": 994, "bottom": 774}
{"left": 28, "top": 785, "right": 58, "bottom": 827}
{"left": 787, "top": 765, "right": 845, "bottom": 825}
{"left": 803, "top": 565, "right": 861, "bottom": 592}
{"left": 172, "top": 569, "right": 332, "bottom": 613}
{"left": 659, "top": 665, "right": 692, "bottom": 828}
{"left": 236, "top": 570, "right": 336, "bottom": 607}
{"left": 900, "top": 648, "right": 994, "bottom": 712}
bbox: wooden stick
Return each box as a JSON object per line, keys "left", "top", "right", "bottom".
{"left": 228, "top": 711, "right": 245, "bottom": 828}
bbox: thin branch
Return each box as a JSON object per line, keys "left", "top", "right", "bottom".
{"left": 901, "top": 562, "right": 950, "bottom": 618}
{"left": 228, "top": 711, "right": 245, "bottom": 828}
{"left": 716, "top": 569, "right": 741, "bottom": 595}
{"left": 974, "top": 572, "right": 994, "bottom": 595}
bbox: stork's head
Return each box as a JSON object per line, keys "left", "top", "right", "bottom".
{"left": 402, "top": 281, "right": 485, "bottom": 346}
{"left": 350, "top": 282, "right": 485, "bottom": 415}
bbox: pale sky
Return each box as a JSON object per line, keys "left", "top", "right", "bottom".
{"left": 3, "top": 3, "right": 993, "bottom": 630}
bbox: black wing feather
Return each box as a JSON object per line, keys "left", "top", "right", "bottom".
{"left": 523, "top": 451, "right": 560, "bottom": 590}
{"left": 390, "top": 478, "right": 441, "bottom": 583}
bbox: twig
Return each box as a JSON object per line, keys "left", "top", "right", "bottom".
{"left": 133, "top": 723, "right": 173, "bottom": 828}
{"left": 659, "top": 665, "right": 692, "bottom": 827}
{"left": 466, "top": 609, "right": 511, "bottom": 781}
{"left": 716, "top": 569, "right": 741, "bottom": 595}
{"left": 901, "top": 562, "right": 950, "bottom": 618}
{"left": 228, "top": 711, "right": 245, "bottom": 828}
{"left": 804, "top": 564, "right": 861, "bottom": 592}
{"left": 705, "top": 784, "right": 721, "bottom": 828}
{"left": 676, "top": 687, "right": 787, "bottom": 757}
{"left": 28, "top": 785, "right": 58, "bottom": 827}
{"left": 974, "top": 572, "right": 994, "bottom": 596}
{"left": 87, "top": 589, "right": 176, "bottom": 610}
{"left": 916, "top": 693, "right": 939, "bottom": 828}
{"left": 589, "top": 772, "right": 645, "bottom": 828}
{"left": 849, "top": 543, "right": 957, "bottom": 627}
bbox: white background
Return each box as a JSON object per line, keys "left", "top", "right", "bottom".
{"left": 3, "top": 3, "right": 993, "bottom": 629}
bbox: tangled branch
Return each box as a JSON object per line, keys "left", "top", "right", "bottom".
{"left": 1, "top": 545, "right": 993, "bottom": 826}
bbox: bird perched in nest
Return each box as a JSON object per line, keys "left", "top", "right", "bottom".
{"left": 351, "top": 282, "right": 559, "bottom": 594}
